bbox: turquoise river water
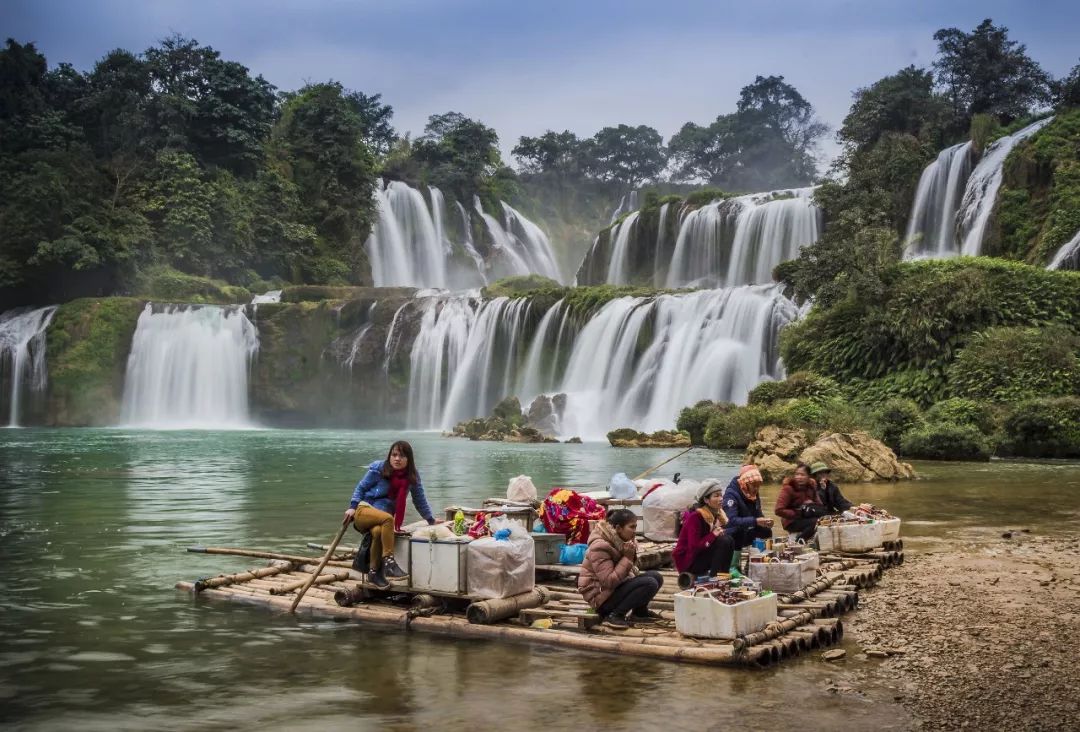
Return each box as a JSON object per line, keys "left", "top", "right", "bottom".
{"left": 2, "top": 428, "right": 1078, "bottom": 731}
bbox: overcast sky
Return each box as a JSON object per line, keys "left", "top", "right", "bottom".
{"left": 4, "top": 0, "right": 1077, "bottom": 167}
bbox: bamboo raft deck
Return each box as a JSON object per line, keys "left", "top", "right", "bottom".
{"left": 177, "top": 539, "right": 901, "bottom": 669}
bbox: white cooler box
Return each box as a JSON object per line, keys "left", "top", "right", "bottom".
{"left": 747, "top": 552, "right": 820, "bottom": 594}
{"left": 877, "top": 517, "right": 902, "bottom": 543}
{"left": 409, "top": 537, "right": 470, "bottom": 594}
{"left": 816, "top": 521, "right": 883, "bottom": 553}
{"left": 674, "top": 590, "right": 778, "bottom": 639}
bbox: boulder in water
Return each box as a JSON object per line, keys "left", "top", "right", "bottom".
{"left": 525, "top": 392, "right": 567, "bottom": 435}
{"left": 745, "top": 427, "right": 914, "bottom": 482}
{"left": 607, "top": 428, "right": 691, "bottom": 448}
{"left": 492, "top": 396, "right": 524, "bottom": 427}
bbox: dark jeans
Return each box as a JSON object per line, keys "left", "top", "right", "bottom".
{"left": 731, "top": 525, "right": 772, "bottom": 550}
{"left": 787, "top": 517, "right": 819, "bottom": 542}
{"left": 599, "top": 570, "right": 663, "bottom": 618}
{"left": 688, "top": 534, "right": 735, "bottom": 577}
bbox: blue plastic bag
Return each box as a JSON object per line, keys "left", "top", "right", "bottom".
{"left": 608, "top": 472, "right": 637, "bottom": 499}
{"left": 559, "top": 543, "right": 588, "bottom": 565}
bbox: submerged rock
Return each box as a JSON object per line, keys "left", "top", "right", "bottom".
{"left": 448, "top": 396, "right": 562, "bottom": 443}
{"left": 607, "top": 428, "right": 691, "bottom": 448}
{"left": 745, "top": 427, "right": 914, "bottom": 482}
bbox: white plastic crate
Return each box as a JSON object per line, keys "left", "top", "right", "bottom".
{"left": 409, "top": 537, "right": 470, "bottom": 594}
{"left": 877, "top": 517, "right": 902, "bottom": 543}
{"left": 674, "top": 590, "right": 778, "bottom": 640}
{"left": 747, "top": 552, "right": 820, "bottom": 594}
{"left": 816, "top": 521, "right": 884, "bottom": 553}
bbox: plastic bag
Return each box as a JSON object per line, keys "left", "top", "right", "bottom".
{"left": 559, "top": 543, "right": 588, "bottom": 565}
{"left": 608, "top": 472, "right": 637, "bottom": 499}
{"left": 410, "top": 523, "right": 458, "bottom": 542}
{"left": 467, "top": 529, "right": 535, "bottom": 599}
{"left": 507, "top": 475, "right": 537, "bottom": 503}
{"left": 642, "top": 479, "right": 699, "bottom": 540}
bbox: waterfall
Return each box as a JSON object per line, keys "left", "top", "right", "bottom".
{"left": 405, "top": 286, "right": 797, "bottom": 438}
{"left": 1048, "top": 230, "right": 1080, "bottom": 271}
{"left": 366, "top": 180, "right": 452, "bottom": 289}
{"left": 957, "top": 117, "right": 1054, "bottom": 256}
{"left": 903, "top": 142, "right": 974, "bottom": 258}
{"left": 0, "top": 306, "right": 58, "bottom": 427}
{"left": 665, "top": 188, "right": 820, "bottom": 288}
{"left": 120, "top": 304, "right": 259, "bottom": 429}
{"left": 606, "top": 211, "right": 641, "bottom": 285}
{"left": 609, "top": 190, "right": 640, "bottom": 224}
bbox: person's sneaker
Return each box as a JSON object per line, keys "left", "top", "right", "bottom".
{"left": 602, "top": 615, "right": 631, "bottom": 630}
{"left": 366, "top": 569, "right": 389, "bottom": 589}
{"left": 630, "top": 609, "right": 664, "bottom": 623}
{"left": 382, "top": 555, "right": 408, "bottom": 579}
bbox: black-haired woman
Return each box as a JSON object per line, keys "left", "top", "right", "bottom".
{"left": 578, "top": 509, "right": 664, "bottom": 629}
{"left": 342, "top": 440, "right": 435, "bottom": 589}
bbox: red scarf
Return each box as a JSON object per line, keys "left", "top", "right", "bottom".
{"left": 388, "top": 470, "right": 410, "bottom": 531}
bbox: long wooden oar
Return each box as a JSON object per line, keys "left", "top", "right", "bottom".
{"left": 289, "top": 522, "right": 349, "bottom": 614}
{"left": 633, "top": 445, "right": 694, "bottom": 481}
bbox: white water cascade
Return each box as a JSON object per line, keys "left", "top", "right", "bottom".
{"left": 606, "top": 211, "right": 641, "bottom": 285}
{"left": 120, "top": 304, "right": 260, "bottom": 429}
{"left": 665, "top": 188, "right": 821, "bottom": 288}
{"left": 1048, "top": 229, "right": 1080, "bottom": 271}
{"left": 957, "top": 117, "right": 1054, "bottom": 256}
{"left": 903, "top": 142, "right": 973, "bottom": 258}
{"left": 0, "top": 306, "right": 58, "bottom": 427}
{"left": 404, "top": 286, "right": 796, "bottom": 438}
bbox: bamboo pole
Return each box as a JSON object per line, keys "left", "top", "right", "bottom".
{"left": 271, "top": 570, "right": 351, "bottom": 595}
{"left": 738, "top": 609, "right": 815, "bottom": 647}
{"left": 187, "top": 545, "right": 353, "bottom": 567}
{"left": 194, "top": 565, "right": 291, "bottom": 592}
{"left": 466, "top": 589, "right": 550, "bottom": 625}
{"left": 632, "top": 446, "right": 694, "bottom": 481}
{"left": 289, "top": 523, "right": 349, "bottom": 614}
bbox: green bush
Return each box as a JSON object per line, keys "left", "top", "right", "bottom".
{"left": 871, "top": 398, "right": 924, "bottom": 450}
{"left": 704, "top": 404, "right": 771, "bottom": 449}
{"left": 482, "top": 274, "right": 562, "bottom": 298}
{"left": 676, "top": 400, "right": 733, "bottom": 445}
{"left": 747, "top": 372, "right": 841, "bottom": 406}
{"left": 899, "top": 422, "right": 992, "bottom": 461}
{"left": 301, "top": 256, "right": 352, "bottom": 285}
{"left": 1000, "top": 396, "right": 1080, "bottom": 458}
{"left": 134, "top": 266, "right": 251, "bottom": 304}
{"left": 925, "top": 398, "right": 998, "bottom": 435}
{"left": 491, "top": 396, "right": 524, "bottom": 427}
{"left": 948, "top": 325, "right": 1080, "bottom": 403}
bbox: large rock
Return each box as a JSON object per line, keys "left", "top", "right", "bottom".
{"left": 525, "top": 392, "right": 567, "bottom": 435}
{"left": 744, "top": 427, "right": 914, "bottom": 482}
{"left": 607, "top": 428, "right": 691, "bottom": 448}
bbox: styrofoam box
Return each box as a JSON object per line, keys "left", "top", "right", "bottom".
{"left": 877, "top": 517, "right": 902, "bottom": 543}
{"left": 531, "top": 533, "right": 566, "bottom": 565}
{"left": 409, "top": 538, "right": 470, "bottom": 594}
{"left": 674, "top": 591, "right": 778, "bottom": 639}
{"left": 393, "top": 533, "right": 411, "bottom": 569}
{"left": 747, "top": 552, "right": 820, "bottom": 594}
{"left": 816, "top": 521, "right": 884, "bottom": 553}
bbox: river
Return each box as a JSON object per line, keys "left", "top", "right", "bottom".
{"left": 2, "top": 428, "right": 1078, "bottom": 730}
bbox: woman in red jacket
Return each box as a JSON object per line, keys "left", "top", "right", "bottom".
{"left": 774, "top": 463, "right": 826, "bottom": 541}
{"left": 673, "top": 479, "right": 735, "bottom": 577}
{"left": 577, "top": 509, "right": 663, "bottom": 629}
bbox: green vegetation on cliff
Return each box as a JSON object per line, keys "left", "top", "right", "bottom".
{"left": 46, "top": 297, "right": 143, "bottom": 425}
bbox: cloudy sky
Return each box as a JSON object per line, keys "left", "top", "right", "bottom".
{"left": 4, "top": 0, "right": 1077, "bottom": 166}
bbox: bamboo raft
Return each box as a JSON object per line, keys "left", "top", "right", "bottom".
{"left": 177, "top": 537, "right": 902, "bottom": 669}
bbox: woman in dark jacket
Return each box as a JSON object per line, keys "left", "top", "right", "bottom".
{"left": 578, "top": 509, "right": 663, "bottom": 629}
{"left": 342, "top": 440, "right": 435, "bottom": 589}
{"left": 774, "top": 463, "right": 825, "bottom": 541}
{"left": 673, "top": 479, "right": 735, "bottom": 577}
{"left": 722, "top": 465, "right": 774, "bottom": 559}
{"left": 810, "top": 462, "right": 853, "bottom": 514}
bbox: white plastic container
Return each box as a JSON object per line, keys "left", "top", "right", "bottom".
{"left": 747, "top": 552, "right": 820, "bottom": 594}
{"left": 409, "top": 537, "right": 470, "bottom": 594}
{"left": 816, "top": 521, "right": 884, "bottom": 553}
{"left": 877, "top": 517, "right": 902, "bottom": 543}
{"left": 674, "top": 590, "right": 778, "bottom": 639}
{"left": 393, "top": 533, "right": 411, "bottom": 569}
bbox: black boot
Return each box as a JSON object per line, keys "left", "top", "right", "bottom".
{"left": 352, "top": 533, "right": 372, "bottom": 572}
{"left": 382, "top": 554, "right": 408, "bottom": 579}
{"left": 366, "top": 568, "right": 389, "bottom": 589}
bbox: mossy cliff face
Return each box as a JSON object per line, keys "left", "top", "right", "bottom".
{"left": 249, "top": 289, "right": 418, "bottom": 427}
{"left": 45, "top": 297, "right": 144, "bottom": 426}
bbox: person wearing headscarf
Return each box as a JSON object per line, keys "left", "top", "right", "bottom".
{"left": 673, "top": 478, "right": 735, "bottom": 577}
{"left": 809, "top": 462, "right": 853, "bottom": 514}
{"left": 722, "top": 465, "right": 774, "bottom": 569}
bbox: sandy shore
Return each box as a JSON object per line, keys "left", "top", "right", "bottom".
{"left": 836, "top": 534, "right": 1080, "bottom": 730}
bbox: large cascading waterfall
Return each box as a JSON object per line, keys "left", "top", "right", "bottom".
{"left": 957, "top": 117, "right": 1054, "bottom": 256}
{"left": 606, "top": 211, "right": 642, "bottom": 285}
{"left": 665, "top": 188, "right": 821, "bottom": 287}
{"left": 404, "top": 286, "right": 796, "bottom": 438}
{"left": 903, "top": 142, "right": 974, "bottom": 258}
{"left": 120, "top": 304, "right": 260, "bottom": 428}
{"left": 365, "top": 179, "right": 565, "bottom": 289}
{"left": 1048, "top": 230, "right": 1080, "bottom": 271}
{"left": 0, "top": 306, "right": 58, "bottom": 427}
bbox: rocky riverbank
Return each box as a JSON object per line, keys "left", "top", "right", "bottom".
{"left": 839, "top": 534, "right": 1080, "bottom": 730}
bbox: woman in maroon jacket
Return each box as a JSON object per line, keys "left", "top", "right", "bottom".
{"left": 578, "top": 509, "right": 663, "bottom": 629}
{"left": 774, "top": 463, "right": 826, "bottom": 541}
{"left": 673, "top": 479, "right": 735, "bottom": 577}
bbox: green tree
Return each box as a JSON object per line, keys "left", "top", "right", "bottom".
{"left": 512, "top": 130, "right": 585, "bottom": 176}
{"left": 1056, "top": 61, "right": 1080, "bottom": 109}
{"left": 582, "top": 124, "right": 666, "bottom": 187}
{"left": 408, "top": 111, "right": 510, "bottom": 203}
{"left": 839, "top": 66, "right": 950, "bottom": 153}
{"left": 933, "top": 19, "right": 1052, "bottom": 125}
